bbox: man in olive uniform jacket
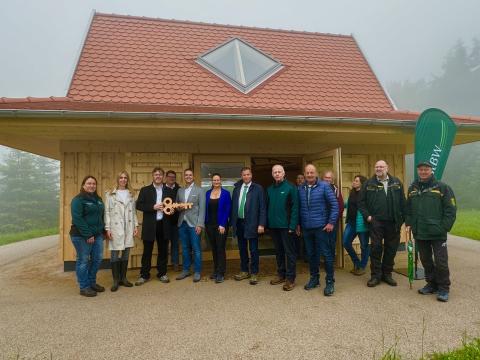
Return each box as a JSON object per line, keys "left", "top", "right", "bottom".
{"left": 405, "top": 162, "right": 457, "bottom": 302}
{"left": 358, "top": 160, "right": 406, "bottom": 288}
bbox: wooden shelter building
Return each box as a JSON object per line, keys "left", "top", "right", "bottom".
{"left": 1, "top": 13, "right": 479, "bottom": 270}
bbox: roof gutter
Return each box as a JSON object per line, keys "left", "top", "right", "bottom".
{"left": 0, "top": 109, "right": 479, "bottom": 129}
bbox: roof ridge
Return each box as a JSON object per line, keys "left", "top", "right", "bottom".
{"left": 93, "top": 12, "right": 353, "bottom": 39}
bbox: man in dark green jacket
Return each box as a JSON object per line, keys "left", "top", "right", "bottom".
{"left": 405, "top": 162, "right": 457, "bottom": 302}
{"left": 358, "top": 160, "right": 406, "bottom": 288}
{"left": 266, "top": 165, "right": 299, "bottom": 291}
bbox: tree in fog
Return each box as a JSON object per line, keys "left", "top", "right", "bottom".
{"left": 0, "top": 149, "right": 59, "bottom": 233}
{"left": 388, "top": 38, "right": 480, "bottom": 209}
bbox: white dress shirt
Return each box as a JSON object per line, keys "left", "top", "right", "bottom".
{"left": 154, "top": 184, "right": 163, "bottom": 220}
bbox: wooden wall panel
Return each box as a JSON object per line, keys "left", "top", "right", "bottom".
{"left": 62, "top": 152, "right": 130, "bottom": 262}
{"left": 125, "top": 152, "right": 190, "bottom": 266}
{"left": 340, "top": 148, "right": 407, "bottom": 270}
{"left": 61, "top": 151, "right": 190, "bottom": 268}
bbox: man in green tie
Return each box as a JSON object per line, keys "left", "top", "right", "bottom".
{"left": 230, "top": 167, "right": 267, "bottom": 285}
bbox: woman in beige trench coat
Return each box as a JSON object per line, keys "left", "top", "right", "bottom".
{"left": 105, "top": 171, "right": 139, "bottom": 292}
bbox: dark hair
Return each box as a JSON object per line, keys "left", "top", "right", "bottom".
{"left": 152, "top": 167, "right": 165, "bottom": 175}
{"left": 166, "top": 170, "right": 176, "bottom": 177}
{"left": 184, "top": 168, "right": 194, "bottom": 174}
{"left": 354, "top": 175, "right": 367, "bottom": 186}
{"left": 211, "top": 173, "right": 221, "bottom": 179}
{"left": 80, "top": 175, "right": 99, "bottom": 197}
{"left": 240, "top": 167, "right": 251, "bottom": 174}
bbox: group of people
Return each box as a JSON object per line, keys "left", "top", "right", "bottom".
{"left": 70, "top": 159, "right": 456, "bottom": 302}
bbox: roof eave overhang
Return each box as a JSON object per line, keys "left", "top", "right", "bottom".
{"left": 0, "top": 109, "right": 416, "bottom": 127}
{"left": 1, "top": 108, "right": 480, "bottom": 129}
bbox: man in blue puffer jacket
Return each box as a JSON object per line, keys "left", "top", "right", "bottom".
{"left": 297, "top": 164, "right": 339, "bottom": 296}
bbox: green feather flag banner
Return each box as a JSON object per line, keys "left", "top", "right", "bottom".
{"left": 407, "top": 108, "right": 457, "bottom": 286}
{"left": 414, "top": 108, "right": 457, "bottom": 180}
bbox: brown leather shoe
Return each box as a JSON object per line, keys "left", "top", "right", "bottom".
{"left": 282, "top": 280, "right": 295, "bottom": 291}
{"left": 234, "top": 272, "right": 250, "bottom": 281}
{"left": 270, "top": 276, "right": 286, "bottom": 285}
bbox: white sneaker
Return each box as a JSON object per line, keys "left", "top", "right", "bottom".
{"left": 135, "top": 277, "right": 148, "bottom": 286}
{"left": 159, "top": 275, "right": 170, "bottom": 283}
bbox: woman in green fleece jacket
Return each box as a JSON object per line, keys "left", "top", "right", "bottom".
{"left": 70, "top": 175, "right": 105, "bottom": 297}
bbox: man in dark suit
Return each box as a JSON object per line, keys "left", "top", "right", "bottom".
{"left": 164, "top": 170, "right": 181, "bottom": 272}
{"left": 230, "top": 167, "right": 266, "bottom": 285}
{"left": 135, "top": 167, "right": 174, "bottom": 285}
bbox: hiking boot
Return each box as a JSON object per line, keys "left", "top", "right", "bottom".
{"left": 176, "top": 271, "right": 191, "bottom": 280}
{"left": 119, "top": 260, "right": 133, "bottom": 287}
{"left": 193, "top": 272, "right": 201, "bottom": 282}
{"left": 282, "top": 279, "right": 295, "bottom": 291}
{"left": 80, "top": 288, "right": 97, "bottom": 297}
{"left": 91, "top": 283, "right": 105, "bottom": 292}
{"left": 234, "top": 272, "right": 250, "bottom": 281}
{"left": 437, "top": 290, "right": 449, "bottom": 302}
{"left": 159, "top": 275, "right": 170, "bottom": 283}
{"left": 111, "top": 261, "right": 121, "bottom": 292}
{"left": 418, "top": 284, "right": 438, "bottom": 295}
{"left": 135, "top": 277, "right": 149, "bottom": 286}
{"left": 382, "top": 274, "right": 397, "bottom": 287}
{"left": 270, "top": 276, "right": 286, "bottom": 285}
{"left": 367, "top": 277, "right": 381, "bottom": 287}
{"left": 215, "top": 275, "right": 225, "bottom": 284}
{"left": 249, "top": 274, "right": 259, "bottom": 285}
{"left": 353, "top": 267, "right": 366, "bottom": 276}
{"left": 324, "top": 281, "right": 335, "bottom": 296}
{"left": 304, "top": 276, "right": 320, "bottom": 290}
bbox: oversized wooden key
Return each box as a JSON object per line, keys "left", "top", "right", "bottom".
{"left": 162, "top": 197, "right": 193, "bottom": 215}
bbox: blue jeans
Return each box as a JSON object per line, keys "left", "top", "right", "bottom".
{"left": 236, "top": 219, "right": 259, "bottom": 275}
{"left": 342, "top": 222, "right": 370, "bottom": 269}
{"left": 179, "top": 221, "right": 202, "bottom": 273}
{"left": 328, "top": 224, "right": 339, "bottom": 258}
{"left": 304, "top": 227, "right": 334, "bottom": 283}
{"left": 70, "top": 234, "right": 104, "bottom": 290}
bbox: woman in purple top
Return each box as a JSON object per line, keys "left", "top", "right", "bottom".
{"left": 205, "top": 173, "right": 232, "bottom": 283}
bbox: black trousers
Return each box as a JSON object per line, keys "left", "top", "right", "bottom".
{"left": 369, "top": 220, "right": 400, "bottom": 278}
{"left": 416, "top": 239, "right": 450, "bottom": 292}
{"left": 205, "top": 224, "right": 227, "bottom": 276}
{"left": 271, "top": 228, "right": 297, "bottom": 281}
{"left": 140, "top": 220, "right": 168, "bottom": 279}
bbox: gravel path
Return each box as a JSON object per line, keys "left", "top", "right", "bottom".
{"left": 0, "top": 235, "right": 479, "bottom": 360}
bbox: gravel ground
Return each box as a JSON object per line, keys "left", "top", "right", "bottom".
{"left": 0, "top": 235, "right": 479, "bottom": 360}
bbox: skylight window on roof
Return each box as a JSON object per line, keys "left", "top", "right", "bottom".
{"left": 197, "top": 38, "right": 282, "bottom": 94}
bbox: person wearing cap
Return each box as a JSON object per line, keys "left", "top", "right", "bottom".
{"left": 405, "top": 161, "right": 456, "bottom": 302}
{"left": 358, "top": 160, "right": 406, "bottom": 288}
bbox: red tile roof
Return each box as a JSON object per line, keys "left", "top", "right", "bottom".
{"left": 65, "top": 13, "right": 394, "bottom": 113}
{"left": 1, "top": 13, "right": 478, "bottom": 126}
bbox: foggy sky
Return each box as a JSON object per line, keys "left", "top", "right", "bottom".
{"left": 0, "top": 0, "right": 479, "bottom": 98}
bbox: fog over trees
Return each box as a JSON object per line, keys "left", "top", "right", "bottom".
{"left": 388, "top": 38, "right": 480, "bottom": 209}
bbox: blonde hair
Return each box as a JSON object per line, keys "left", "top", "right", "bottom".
{"left": 115, "top": 171, "right": 131, "bottom": 190}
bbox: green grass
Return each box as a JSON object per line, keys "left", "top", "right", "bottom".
{"left": 0, "top": 227, "right": 58, "bottom": 246}
{"left": 450, "top": 209, "right": 480, "bottom": 240}
{"left": 379, "top": 337, "right": 480, "bottom": 360}
{"left": 428, "top": 338, "right": 480, "bottom": 359}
